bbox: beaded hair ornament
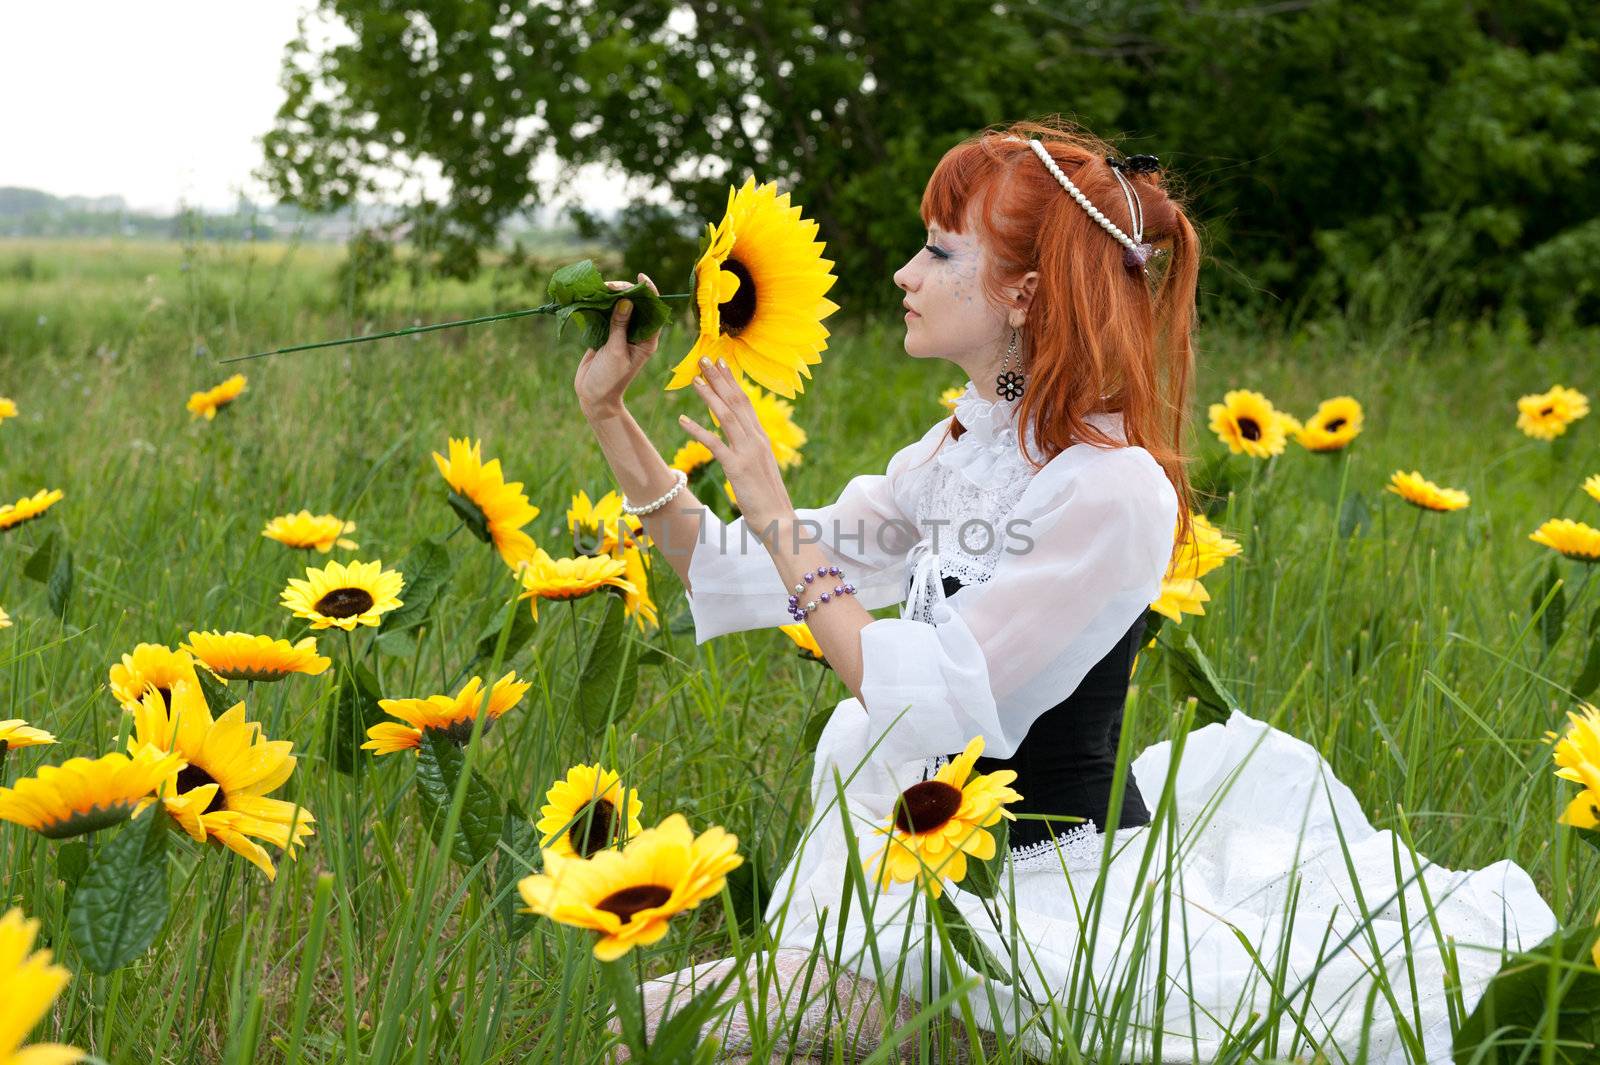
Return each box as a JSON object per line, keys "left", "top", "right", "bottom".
{"left": 1025, "top": 138, "right": 1164, "bottom": 277}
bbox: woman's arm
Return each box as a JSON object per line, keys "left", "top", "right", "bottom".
{"left": 574, "top": 276, "right": 711, "bottom": 595}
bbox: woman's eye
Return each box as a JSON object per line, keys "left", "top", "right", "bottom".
{"left": 924, "top": 244, "right": 949, "bottom": 260}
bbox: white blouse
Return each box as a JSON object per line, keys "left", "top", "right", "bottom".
{"left": 684, "top": 380, "right": 1179, "bottom": 765}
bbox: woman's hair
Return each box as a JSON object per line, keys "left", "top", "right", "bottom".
{"left": 920, "top": 116, "right": 1200, "bottom": 554}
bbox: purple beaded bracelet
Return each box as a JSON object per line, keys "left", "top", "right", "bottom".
{"left": 788, "top": 565, "right": 856, "bottom": 623}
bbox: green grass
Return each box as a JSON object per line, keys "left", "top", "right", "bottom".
{"left": 1, "top": 237, "right": 1598, "bottom": 1063}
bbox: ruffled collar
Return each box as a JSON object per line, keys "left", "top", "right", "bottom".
{"left": 939, "top": 381, "right": 1126, "bottom": 489}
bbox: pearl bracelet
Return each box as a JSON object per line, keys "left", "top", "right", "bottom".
{"left": 621, "top": 468, "right": 689, "bottom": 516}
{"left": 788, "top": 565, "right": 856, "bottom": 623}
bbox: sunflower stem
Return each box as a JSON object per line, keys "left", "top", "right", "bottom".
{"left": 445, "top": 518, "right": 466, "bottom": 543}
{"left": 567, "top": 599, "right": 583, "bottom": 683}
{"left": 182, "top": 853, "right": 239, "bottom": 1065}
{"left": 0, "top": 740, "right": 8, "bottom": 788}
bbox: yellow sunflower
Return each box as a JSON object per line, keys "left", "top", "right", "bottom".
{"left": 723, "top": 478, "right": 739, "bottom": 510}
{"left": 664, "top": 176, "right": 840, "bottom": 399}
{"left": 186, "top": 373, "right": 247, "bottom": 420}
{"left": 0, "top": 906, "right": 82, "bottom": 1065}
{"left": 1386, "top": 470, "right": 1470, "bottom": 512}
{"left": 1169, "top": 511, "right": 1242, "bottom": 582}
{"left": 433, "top": 437, "right": 540, "bottom": 570}
{"left": 515, "top": 548, "right": 635, "bottom": 621}
{"left": 366, "top": 671, "right": 531, "bottom": 749}
{"left": 0, "top": 607, "right": 9, "bottom": 629}
{"left": 280, "top": 558, "right": 404, "bottom": 631}
{"left": 1150, "top": 576, "right": 1211, "bottom": 626}
{"left": 0, "top": 720, "right": 56, "bottom": 751}
{"left": 1517, "top": 385, "right": 1590, "bottom": 441}
{"left": 939, "top": 386, "right": 964, "bottom": 414}
{"left": 617, "top": 544, "right": 659, "bottom": 633}
{"left": 130, "top": 680, "right": 314, "bottom": 880}
{"left": 779, "top": 622, "right": 826, "bottom": 663}
{"left": 729, "top": 378, "right": 807, "bottom": 470}
{"left": 1583, "top": 474, "right": 1600, "bottom": 505}
{"left": 1530, "top": 519, "right": 1600, "bottom": 563}
{"left": 0, "top": 489, "right": 63, "bottom": 533}
{"left": 867, "top": 735, "right": 1023, "bottom": 899}
{"left": 261, "top": 510, "right": 358, "bottom": 553}
{"left": 568, "top": 489, "right": 646, "bottom": 557}
{"left": 109, "top": 642, "right": 202, "bottom": 713}
{"left": 518, "top": 812, "right": 743, "bottom": 960}
{"left": 1294, "top": 396, "right": 1364, "bottom": 452}
{"left": 0, "top": 397, "right": 16, "bottom": 423}
{"left": 1208, "top": 390, "right": 1288, "bottom": 459}
{"left": 536, "top": 763, "right": 645, "bottom": 859}
{"left": 669, "top": 440, "right": 715, "bottom": 476}
{"left": 182, "top": 631, "right": 331, "bottom": 682}
{"left": 1548, "top": 703, "right": 1600, "bottom": 829}
{"left": 0, "top": 748, "right": 183, "bottom": 839}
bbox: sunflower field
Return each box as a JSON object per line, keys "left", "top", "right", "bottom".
{"left": 2, "top": 232, "right": 1599, "bottom": 1063}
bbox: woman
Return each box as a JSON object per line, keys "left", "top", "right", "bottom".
{"left": 573, "top": 120, "right": 1555, "bottom": 1063}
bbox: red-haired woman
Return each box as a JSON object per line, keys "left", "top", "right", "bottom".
{"left": 575, "top": 119, "right": 1554, "bottom": 1063}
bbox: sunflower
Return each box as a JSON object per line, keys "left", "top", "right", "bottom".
{"left": 1583, "top": 475, "right": 1600, "bottom": 505}
{"left": 0, "top": 397, "right": 16, "bottom": 423}
{"left": 433, "top": 437, "right": 540, "bottom": 570}
{"left": 1276, "top": 410, "right": 1304, "bottom": 439}
{"left": 0, "top": 748, "right": 183, "bottom": 839}
{"left": 1530, "top": 519, "right": 1600, "bottom": 563}
{"left": 664, "top": 176, "right": 841, "bottom": 399}
{"left": 0, "top": 607, "right": 9, "bottom": 629}
{"left": 130, "top": 680, "right": 314, "bottom": 879}
{"left": 109, "top": 642, "right": 203, "bottom": 713}
{"left": 0, "top": 720, "right": 56, "bottom": 751}
{"left": 0, "top": 489, "right": 63, "bottom": 533}
{"left": 731, "top": 378, "right": 807, "bottom": 470}
{"left": 779, "top": 622, "right": 826, "bottom": 664}
{"left": 723, "top": 478, "right": 739, "bottom": 510}
{"left": 1517, "top": 385, "right": 1590, "bottom": 441}
{"left": 0, "top": 906, "right": 81, "bottom": 1065}
{"left": 361, "top": 723, "right": 422, "bottom": 756}
{"left": 186, "top": 373, "right": 247, "bottom": 420}
{"left": 1294, "top": 396, "right": 1363, "bottom": 452}
{"left": 366, "top": 671, "right": 531, "bottom": 749}
{"left": 616, "top": 544, "right": 659, "bottom": 633}
{"left": 939, "top": 386, "right": 964, "bottom": 414}
{"left": 183, "top": 631, "right": 331, "bottom": 682}
{"left": 515, "top": 548, "right": 635, "bottom": 621}
{"left": 1548, "top": 703, "right": 1600, "bottom": 829}
{"left": 280, "top": 558, "right": 404, "bottom": 631}
{"left": 867, "top": 735, "right": 1022, "bottom": 898}
{"left": 261, "top": 510, "right": 358, "bottom": 553}
{"left": 536, "top": 764, "right": 645, "bottom": 859}
{"left": 1169, "top": 511, "right": 1242, "bottom": 582}
{"left": 568, "top": 490, "right": 645, "bottom": 557}
{"left": 1208, "top": 390, "right": 1287, "bottom": 459}
{"left": 669, "top": 440, "right": 715, "bottom": 476}
{"left": 1150, "top": 576, "right": 1211, "bottom": 626}
{"left": 1386, "top": 470, "right": 1469, "bottom": 512}
{"left": 518, "top": 812, "right": 743, "bottom": 960}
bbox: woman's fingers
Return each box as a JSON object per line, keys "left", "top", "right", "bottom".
{"left": 677, "top": 414, "right": 728, "bottom": 464}
{"left": 701, "top": 358, "right": 762, "bottom": 438}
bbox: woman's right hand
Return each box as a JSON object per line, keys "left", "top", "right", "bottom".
{"left": 574, "top": 272, "right": 662, "bottom": 416}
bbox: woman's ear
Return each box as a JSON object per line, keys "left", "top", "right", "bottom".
{"left": 1009, "top": 270, "right": 1040, "bottom": 327}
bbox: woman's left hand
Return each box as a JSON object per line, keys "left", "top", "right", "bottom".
{"left": 678, "top": 357, "right": 795, "bottom": 532}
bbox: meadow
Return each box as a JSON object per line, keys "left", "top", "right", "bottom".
{"left": 1, "top": 235, "right": 1598, "bottom": 1063}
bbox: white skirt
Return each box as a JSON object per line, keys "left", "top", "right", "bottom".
{"left": 762, "top": 701, "right": 1558, "bottom": 1064}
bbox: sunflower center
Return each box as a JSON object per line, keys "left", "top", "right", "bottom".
{"left": 1541, "top": 405, "right": 1554, "bottom": 416}
{"left": 568, "top": 798, "right": 619, "bottom": 858}
{"left": 719, "top": 257, "right": 758, "bottom": 335}
{"left": 1324, "top": 417, "right": 1346, "bottom": 432}
{"left": 152, "top": 686, "right": 172, "bottom": 708}
{"left": 1237, "top": 417, "right": 1261, "bottom": 441}
{"left": 315, "top": 587, "right": 374, "bottom": 618}
{"left": 893, "top": 780, "right": 964, "bottom": 835}
{"left": 175, "top": 764, "right": 224, "bottom": 813}
{"left": 596, "top": 883, "right": 672, "bottom": 923}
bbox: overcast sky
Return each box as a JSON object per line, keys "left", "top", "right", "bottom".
{"left": 0, "top": 2, "right": 630, "bottom": 214}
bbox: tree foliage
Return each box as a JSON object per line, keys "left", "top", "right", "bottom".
{"left": 261, "top": 0, "right": 1600, "bottom": 325}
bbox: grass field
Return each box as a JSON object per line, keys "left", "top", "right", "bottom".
{"left": 1, "top": 236, "right": 1598, "bottom": 1063}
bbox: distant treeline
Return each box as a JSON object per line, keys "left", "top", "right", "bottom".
{"left": 258, "top": 0, "right": 1600, "bottom": 329}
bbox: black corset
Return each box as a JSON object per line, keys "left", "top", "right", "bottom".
{"left": 920, "top": 572, "right": 1151, "bottom": 849}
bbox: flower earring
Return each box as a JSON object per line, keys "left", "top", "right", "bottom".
{"left": 996, "top": 327, "right": 1026, "bottom": 401}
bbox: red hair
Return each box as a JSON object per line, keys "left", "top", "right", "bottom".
{"left": 919, "top": 117, "right": 1199, "bottom": 555}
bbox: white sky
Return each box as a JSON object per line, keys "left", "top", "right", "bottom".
{"left": 0, "top": 1, "right": 631, "bottom": 215}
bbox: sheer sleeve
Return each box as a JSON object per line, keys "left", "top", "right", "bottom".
{"left": 683, "top": 422, "right": 947, "bottom": 644}
{"left": 856, "top": 444, "right": 1178, "bottom": 763}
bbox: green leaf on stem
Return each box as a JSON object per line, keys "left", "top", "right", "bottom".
{"left": 934, "top": 890, "right": 1012, "bottom": 986}
{"left": 414, "top": 729, "right": 504, "bottom": 867}
{"left": 194, "top": 667, "right": 237, "bottom": 718}
{"left": 1153, "top": 629, "right": 1237, "bottom": 725}
{"left": 447, "top": 491, "right": 492, "bottom": 544}
{"left": 572, "top": 593, "right": 639, "bottom": 734}
{"left": 474, "top": 606, "right": 538, "bottom": 665}
{"left": 1452, "top": 925, "right": 1600, "bottom": 1063}
{"left": 380, "top": 537, "right": 456, "bottom": 634}
{"left": 956, "top": 818, "right": 1009, "bottom": 901}
{"left": 67, "top": 808, "right": 170, "bottom": 973}
{"left": 22, "top": 529, "right": 61, "bottom": 583}
{"left": 325, "top": 661, "right": 384, "bottom": 775}
{"left": 1532, "top": 560, "right": 1567, "bottom": 651}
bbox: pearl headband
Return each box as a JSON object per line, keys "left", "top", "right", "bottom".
{"left": 1025, "top": 137, "right": 1159, "bottom": 274}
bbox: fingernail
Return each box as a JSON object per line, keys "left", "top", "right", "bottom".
{"left": 700, "top": 357, "right": 710, "bottom": 366}
{"left": 617, "top": 299, "right": 632, "bottom": 314}
{"left": 678, "top": 414, "right": 689, "bottom": 423}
